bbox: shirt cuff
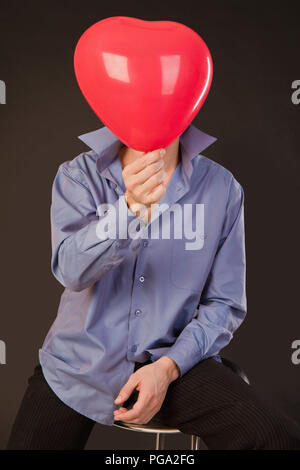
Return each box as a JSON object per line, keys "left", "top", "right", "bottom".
{"left": 163, "top": 331, "right": 206, "bottom": 378}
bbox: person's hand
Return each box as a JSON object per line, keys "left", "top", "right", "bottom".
{"left": 122, "top": 148, "right": 167, "bottom": 224}
{"left": 113, "top": 357, "right": 180, "bottom": 425}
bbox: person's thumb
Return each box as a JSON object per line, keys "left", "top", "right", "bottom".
{"left": 114, "top": 376, "right": 137, "bottom": 404}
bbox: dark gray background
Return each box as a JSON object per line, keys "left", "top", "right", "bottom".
{"left": 0, "top": 0, "right": 299, "bottom": 450}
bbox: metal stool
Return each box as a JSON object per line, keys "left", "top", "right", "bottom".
{"left": 113, "top": 356, "right": 250, "bottom": 449}
{"left": 113, "top": 421, "right": 193, "bottom": 450}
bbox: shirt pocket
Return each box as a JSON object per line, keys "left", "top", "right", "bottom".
{"left": 170, "top": 235, "right": 213, "bottom": 294}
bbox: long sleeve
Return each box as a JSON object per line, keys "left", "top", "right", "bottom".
{"left": 50, "top": 162, "right": 141, "bottom": 292}
{"left": 165, "top": 176, "right": 247, "bottom": 377}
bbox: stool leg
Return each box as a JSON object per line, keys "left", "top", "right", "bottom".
{"left": 155, "top": 432, "right": 166, "bottom": 450}
{"left": 190, "top": 434, "right": 200, "bottom": 450}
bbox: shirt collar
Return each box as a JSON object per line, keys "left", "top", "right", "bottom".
{"left": 77, "top": 123, "right": 217, "bottom": 181}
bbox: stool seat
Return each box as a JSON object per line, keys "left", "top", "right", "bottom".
{"left": 113, "top": 420, "right": 189, "bottom": 449}
{"left": 114, "top": 421, "right": 181, "bottom": 434}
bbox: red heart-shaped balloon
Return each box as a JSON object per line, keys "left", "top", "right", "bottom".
{"left": 74, "top": 16, "right": 213, "bottom": 152}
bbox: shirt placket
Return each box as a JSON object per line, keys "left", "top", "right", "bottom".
{"left": 120, "top": 162, "right": 191, "bottom": 360}
{"left": 101, "top": 155, "right": 191, "bottom": 361}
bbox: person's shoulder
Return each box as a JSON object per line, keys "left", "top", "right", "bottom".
{"left": 56, "top": 150, "right": 99, "bottom": 188}
{"left": 194, "top": 154, "right": 242, "bottom": 190}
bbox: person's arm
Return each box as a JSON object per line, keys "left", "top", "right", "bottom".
{"left": 50, "top": 161, "right": 142, "bottom": 292}
{"left": 163, "top": 176, "right": 247, "bottom": 377}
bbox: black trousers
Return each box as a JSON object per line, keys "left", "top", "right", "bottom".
{"left": 6, "top": 358, "right": 300, "bottom": 450}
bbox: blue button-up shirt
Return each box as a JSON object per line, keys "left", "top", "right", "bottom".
{"left": 39, "top": 123, "right": 247, "bottom": 425}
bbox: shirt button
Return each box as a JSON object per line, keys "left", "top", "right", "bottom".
{"left": 131, "top": 345, "right": 138, "bottom": 352}
{"left": 135, "top": 309, "right": 142, "bottom": 316}
{"left": 139, "top": 275, "right": 145, "bottom": 283}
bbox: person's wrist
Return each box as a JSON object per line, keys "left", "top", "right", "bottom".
{"left": 124, "top": 191, "right": 139, "bottom": 216}
{"left": 156, "top": 356, "right": 180, "bottom": 382}
{"left": 124, "top": 190, "right": 133, "bottom": 210}
{"left": 125, "top": 191, "right": 149, "bottom": 223}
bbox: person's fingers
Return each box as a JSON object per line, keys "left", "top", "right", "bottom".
{"left": 140, "top": 169, "right": 166, "bottom": 194}
{"left": 132, "top": 158, "right": 165, "bottom": 186}
{"left": 114, "top": 387, "right": 154, "bottom": 422}
{"left": 114, "top": 406, "right": 127, "bottom": 415}
{"left": 122, "top": 148, "right": 167, "bottom": 219}
{"left": 122, "top": 148, "right": 166, "bottom": 178}
{"left": 144, "top": 182, "right": 166, "bottom": 205}
{"left": 114, "top": 375, "right": 138, "bottom": 404}
{"left": 131, "top": 171, "right": 166, "bottom": 205}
